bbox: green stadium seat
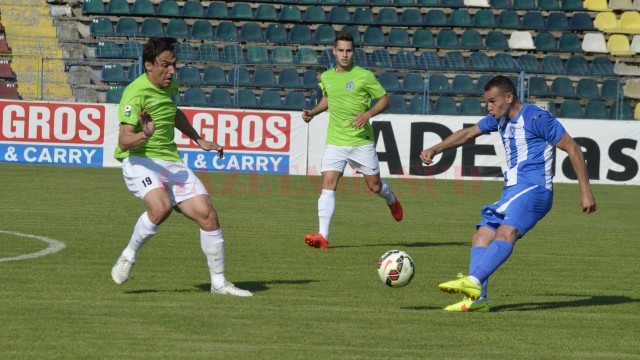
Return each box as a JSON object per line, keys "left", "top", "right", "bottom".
{"left": 197, "top": 44, "right": 219, "bottom": 62}
{"left": 280, "top": 5, "right": 302, "bottom": 22}
{"left": 491, "top": 0, "right": 513, "bottom": 8}
{"left": 256, "top": 4, "right": 278, "bottom": 21}
{"left": 378, "top": 72, "right": 401, "bottom": 92}
{"left": 354, "top": 48, "right": 369, "bottom": 67}
{"left": 576, "top": 78, "right": 601, "bottom": 99}
{"left": 545, "top": 101, "right": 558, "bottom": 117}
{"left": 353, "top": 8, "right": 375, "bottom": 25}
{"left": 461, "top": 29, "right": 484, "bottom": 50}
{"left": 388, "top": 28, "right": 411, "bottom": 47}
{"left": 289, "top": 24, "right": 313, "bottom": 45}
{"left": 229, "top": 66, "right": 251, "bottom": 86}
{"left": 528, "top": 76, "right": 551, "bottom": 97}
{"left": 566, "top": 55, "right": 590, "bottom": 76}
{"left": 126, "top": 65, "right": 142, "bottom": 81}
{"left": 304, "top": 6, "right": 327, "bottom": 23}
{"left": 206, "top": 2, "right": 229, "bottom": 19}
{"left": 551, "top": 77, "right": 576, "bottom": 98}
{"left": 441, "top": 0, "right": 464, "bottom": 6}
{"left": 182, "top": 1, "right": 205, "bottom": 18}
{"left": 131, "top": 0, "right": 154, "bottom": 16}
{"left": 558, "top": 33, "right": 582, "bottom": 53}
{"left": 395, "top": 0, "right": 418, "bottom": 5}
{"left": 610, "top": 101, "right": 633, "bottom": 120}
{"left": 450, "top": 9, "right": 473, "bottom": 27}
{"left": 215, "top": 22, "right": 237, "bottom": 42}
{"left": 437, "top": 30, "right": 459, "bottom": 50}
{"left": 177, "top": 66, "right": 202, "bottom": 86}
{"left": 278, "top": 68, "right": 303, "bottom": 89}
{"left": 341, "top": 26, "right": 363, "bottom": 46}
{"left": 584, "top": 100, "right": 608, "bottom": 119}
{"left": 296, "top": 47, "right": 319, "bottom": 65}
{"left": 534, "top": 32, "right": 557, "bottom": 52}
{"left": 570, "top": 13, "right": 594, "bottom": 31}
{"left": 114, "top": 18, "right": 138, "bottom": 37}
{"left": 191, "top": 20, "right": 214, "bottom": 40}
{"left": 266, "top": 24, "right": 288, "bottom": 44}
{"left": 388, "top": 95, "right": 409, "bottom": 114}
{"left": 284, "top": 92, "right": 308, "bottom": 110}
{"left": 538, "top": 0, "right": 560, "bottom": 10}
{"left": 514, "top": 0, "right": 536, "bottom": 9}
{"left": 417, "top": 0, "right": 440, "bottom": 5}
{"left": 122, "top": 41, "right": 142, "bottom": 59}
{"left": 364, "top": 27, "right": 386, "bottom": 46}
{"left": 203, "top": 66, "right": 226, "bottom": 86}
{"left": 467, "top": 52, "right": 492, "bottom": 71}
{"left": 240, "top": 23, "right": 264, "bottom": 43}
{"left": 329, "top": 7, "right": 351, "bottom": 24}
{"left": 425, "top": 10, "right": 448, "bottom": 26}
{"left": 371, "top": 0, "right": 392, "bottom": 4}
{"left": 443, "top": 51, "right": 466, "bottom": 71}
{"left": 410, "top": 95, "right": 432, "bottom": 115}
{"left": 90, "top": 17, "right": 114, "bottom": 37}
{"left": 476, "top": 74, "right": 494, "bottom": 93}
{"left": 540, "top": 55, "right": 565, "bottom": 75}
{"left": 497, "top": 10, "right": 520, "bottom": 29}
{"left": 601, "top": 79, "right": 621, "bottom": 100}
{"left": 370, "top": 49, "right": 393, "bottom": 68}
{"left": 106, "top": 86, "right": 125, "bottom": 103}
{"left": 518, "top": 54, "right": 540, "bottom": 73}
{"left": 183, "top": 88, "right": 207, "bottom": 107}
{"left": 348, "top": 0, "right": 370, "bottom": 4}
{"left": 459, "top": 98, "right": 485, "bottom": 116}
{"left": 166, "top": 19, "right": 189, "bottom": 39}
{"left": 82, "top": 0, "right": 105, "bottom": 14}
{"left": 401, "top": 9, "right": 423, "bottom": 26}
{"left": 418, "top": 51, "right": 444, "bottom": 70}
{"left": 107, "top": 0, "right": 130, "bottom": 15}
{"left": 247, "top": 45, "right": 270, "bottom": 64}
{"left": 272, "top": 46, "right": 295, "bottom": 65}
{"left": 547, "top": 12, "right": 570, "bottom": 31}
{"left": 558, "top": 100, "right": 583, "bottom": 118}
{"left": 237, "top": 89, "right": 258, "bottom": 109}
{"left": 413, "top": 29, "right": 436, "bottom": 48}
{"left": 259, "top": 91, "right": 284, "bottom": 110}
{"left": 591, "top": 57, "right": 615, "bottom": 76}
{"left": 96, "top": 41, "right": 121, "bottom": 58}
{"left": 522, "top": 12, "right": 546, "bottom": 31}
{"left": 157, "top": 0, "right": 180, "bottom": 17}
{"left": 324, "top": 0, "right": 346, "bottom": 5}
{"left": 452, "top": 74, "right": 475, "bottom": 95}
{"left": 493, "top": 53, "right": 519, "bottom": 72}
{"left": 209, "top": 89, "right": 233, "bottom": 108}
{"left": 253, "top": 68, "right": 277, "bottom": 88}
{"left": 486, "top": 31, "right": 509, "bottom": 50}
{"left": 303, "top": 69, "right": 320, "bottom": 89}
{"left": 140, "top": 18, "right": 164, "bottom": 37}
{"left": 434, "top": 96, "right": 459, "bottom": 115}
{"left": 101, "top": 64, "right": 127, "bottom": 83}
{"left": 314, "top": 25, "right": 336, "bottom": 45}
{"left": 403, "top": 73, "right": 426, "bottom": 93}
{"left": 562, "top": 0, "right": 585, "bottom": 10}
{"left": 378, "top": 8, "right": 400, "bottom": 25}
{"left": 175, "top": 42, "right": 196, "bottom": 62}
{"left": 222, "top": 45, "right": 245, "bottom": 64}
{"left": 231, "top": 3, "right": 253, "bottom": 19}
{"left": 473, "top": 9, "right": 497, "bottom": 28}
{"left": 429, "top": 74, "right": 451, "bottom": 94}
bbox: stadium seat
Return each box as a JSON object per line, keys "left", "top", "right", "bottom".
{"left": 418, "top": 51, "right": 444, "bottom": 70}
{"left": 610, "top": 101, "right": 633, "bottom": 119}
{"left": 265, "top": 24, "right": 288, "bottom": 44}
{"left": 304, "top": 6, "right": 327, "bottom": 23}
{"left": 475, "top": 74, "right": 494, "bottom": 93}
{"left": 402, "top": 73, "right": 426, "bottom": 93}
{"left": 443, "top": 51, "right": 466, "bottom": 71}
{"left": 278, "top": 68, "right": 303, "bottom": 89}
{"left": 547, "top": 12, "right": 570, "bottom": 31}
{"left": 140, "top": 18, "right": 164, "bottom": 37}
{"left": 441, "top": 0, "right": 464, "bottom": 6}
{"left": 280, "top": 5, "right": 302, "bottom": 22}
{"left": 105, "top": 86, "right": 125, "bottom": 103}
{"left": 289, "top": 24, "right": 313, "bottom": 45}
{"left": 576, "top": 78, "right": 601, "bottom": 99}
{"left": 619, "top": 11, "right": 640, "bottom": 34}
{"left": 562, "top": 0, "right": 585, "bottom": 9}
{"left": 175, "top": 42, "right": 197, "bottom": 62}
{"left": 157, "top": 0, "right": 180, "bottom": 17}
{"left": 314, "top": 25, "right": 336, "bottom": 45}
{"left": 522, "top": 12, "right": 546, "bottom": 30}
{"left": 631, "top": 35, "right": 640, "bottom": 53}
{"left": 96, "top": 41, "right": 121, "bottom": 58}
{"left": 197, "top": 44, "right": 220, "bottom": 62}
{"left": 354, "top": 48, "right": 369, "bottom": 67}
{"left": 378, "top": 8, "right": 400, "bottom": 25}
{"left": 608, "top": 34, "right": 635, "bottom": 56}
{"left": 231, "top": 3, "right": 253, "bottom": 19}
{"left": 82, "top": 0, "right": 105, "bottom": 14}
{"left": 131, "top": 0, "right": 154, "bottom": 16}
{"left": 417, "top": 0, "right": 441, "bottom": 5}
{"left": 582, "top": 33, "right": 608, "bottom": 53}
{"left": 509, "top": 31, "right": 535, "bottom": 50}
{"left": 485, "top": 31, "right": 509, "bottom": 50}
{"left": 428, "top": 74, "right": 451, "bottom": 94}
{"left": 192, "top": 20, "right": 214, "bottom": 40}
{"left": 490, "top": 0, "right": 512, "bottom": 7}
{"left": 497, "top": 10, "right": 520, "bottom": 29}
{"left": 394, "top": 50, "right": 418, "bottom": 69}
{"left": 329, "top": 7, "right": 351, "bottom": 24}
{"left": 206, "top": 2, "right": 229, "bottom": 19}
{"left": 378, "top": 72, "right": 402, "bottom": 92}
{"left": 166, "top": 19, "right": 189, "bottom": 39}
{"left": 539, "top": 0, "right": 561, "bottom": 9}
{"left": 123, "top": 65, "right": 140, "bottom": 81}
{"left": 451, "top": 74, "right": 475, "bottom": 95}
{"left": 321, "top": 49, "right": 336, "bottom": 67}
{"left": 413, "top": 29, "right": 436, "bottom": 48}
{"left": 558, "top": 33, "right": 582, "bottom": 53}
{"left": 407, "top": 95, "right": 429, "bottom": 114}
{"left": 558, "top": 100, "right": 583, "bottom": 118}
{"left": 363, "top": 27, "right": 386, "bottom": 47}
{"left": 583, "top": 0, "right": 611, "bottom": 11}
{"left": 370, "top": 49, "right": 393, "bottom": 68}
{"left": 296, "top": 47, "right": 319, "bottom": 65}
{"left": 272, "top": 46, "right": 295, "bottom": 65}
{"left": 467, "top": 52, "right": 492, "bottom": 71}
{"left": 527, "top": 76, "right": 551, "bottom": 97}
{"left": 203, "top": 66, "right": 226, "bottom": 86}
{"left": 348, "top": 0, "right": 370, "bottom": 4}
{"left": 425, "top": 10, "right": 448, "bottom": 26}
{"left": 584, "top": 100, "right": 609, "bottom": 119}
{"left": 90, "top": 17, "right": 114, "bottom": 37}
{"left": 177, "top": 66, "right": 202, "bottom": 86}
{"left": 601, "top": 79, "right": 621, "bottom": 100}
{"left": 247, "top": 46, "right": 270, "bottom": 64}
{"left": 215, "top": 22, "right": 237, "bottom": 42}
{"left": 551, "top": 77, "right": 576, "bottom": 98}
{"left": 388, "top": 95, "right": 409, "bottom": 114}
{"left": 228, "top": 66, "right": 251, "bottom": 87}
{"left": 183, "top": 0, "right": 205, "bottom": 18}
{"left": 461, "top": 30, "right": 484, "bottom": 50}
{"left": 123, "top": 41, "right": 142, "bottom": 60}
{"left": 450, "top": 9, "right": 473, "bottom": 27}
{"left": 114, "top": 18, "right": 139, "bottom": 37}
{"left": 183, "top": 88, "right": 208, "bottom": 107}
{"left": 239, "top": 23, "right": 263, "bottom": 43}
{"left": 570, "top": 13, "right": 595, "bottom": 31}
{"left": 341, "top": 26, "right": 363, "bottom": 46}
{"left": 256, "top": 4, "right": 278, "bottom": 21}
{"left": 541, "top": 55, "right": 566, "bottom": 74}
{"left": 437, "top": 30, "right": 460, "bottom": 49}
{"left": 459, "top": 98, "right": 485, "bottom": 116}
{"left": 253, "top": 68, "right": 278, "bottom": 88}
{"left": 434, "top": 96, "right": 458, "bottom": 115}
{"left": 222, "top": 44, "right": 245, "bottom": 64}
{"left": 493, "top": 52, "right": 520, "bottom": 72}
{"left": 473, "top": 9, "right": 496, "bottom": 28}
{"left": 284, "top": 92, "right": 308, "bottom": 110}
{"left": 609, "top": 0, "right": 634, "bottom": 9}
{"left": 371, "top": 0, "right": 393, "bottom": 5}
{"left": 594, "top": 13, "right": 618, "bottom": 32}
{"left": 566, "top": 55, "right": 590, "bottom": 75}
{"left": 518, "top": 54, "right": 540, "bottom": 73}
{"left": 514, "top": 0, "right": 536, "bottom": 8}
{"left": 303, "top": 69, "right": 320, "bottom": 90}
{"left": 209, "top": 89, "right": 234, "bottom": 108}
{"left": 259, "top": 91, "right": 284, "bottom": 109}
{"left": 353, "top": 8, "right": 375, "bottom": 25}
{"left": 395, "top": 0, "right": 418, "bottom": 5}
{"left": 107, "top": 0, "right": 130, "bottom": 14}
{"left": 401, "top": 9, "right": 424, "bottom": 26}
{"left": 101, "top": 64, "right": 127, "bottom": 83}
{"left": 388, "top": 28, "right": 411, "bottom": 47}
{"left": 591, "top": 56, "right": 615, "bottom": 76}
{"left": 237, "top": 89, "right": 258, "bottom": 109}
{"left": 624, "top": 78, "right": 640, "bottom": 98}
{"left": 534, "top": 32, "right": 557, "bottom": 52}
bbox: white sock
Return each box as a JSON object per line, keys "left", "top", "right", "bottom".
{"left": 468, "top": 275, "right": 481, "bottom": 286}
{"left": 200, "top": 228, "right": 227, "bottom": 290}
{"left": 377, "top": 180, "right": 396, "bottom": 205}
{"left": 318, "top": 189, "right": 335, "bottom": 239}
{"left": 122, "top": 212, "right": 158, "bottom": 260}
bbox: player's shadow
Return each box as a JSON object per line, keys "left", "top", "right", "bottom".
{"left": 195, "top": 279, "right": 318, "bottom": 293}
{"left": 330, "top": 241, "right": 467, "bottom": 249}
{"left": 490, "top": 295, "right": 640, "bottom": 312}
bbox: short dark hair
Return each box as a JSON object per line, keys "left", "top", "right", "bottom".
{"left": 142, "top": 37, "right": 178, "bottom": 65}
{"left": 334, "top": 31, "right": 355, "bottom": 47}
{"left": 484, "top": 75, "right": 517, "bottom": 95}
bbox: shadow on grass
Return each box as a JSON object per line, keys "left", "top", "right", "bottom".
{"left": 125, "top": 280, "right": 318, "bottom": 294}
{"left": 491, "top": 295, "right": 640, "bottom": 312}
{"left": 331, "top": 241, "right": 467, "bottom": 249}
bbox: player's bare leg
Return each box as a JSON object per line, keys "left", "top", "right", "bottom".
{"left": 364, "top": 174, "right": 402, "bottom": 222}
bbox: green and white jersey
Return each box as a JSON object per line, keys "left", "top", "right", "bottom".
{"left": 320, "top": 65, "right": 386, "bottom": 146}
{"left": 114, "top": 74, "right": 181, "bottom": 162}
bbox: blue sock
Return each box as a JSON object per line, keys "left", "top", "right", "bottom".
{"left": 470, "top": 246, "right": 488, "bottom": 299}
{"left": 470, "top": 240, "right": 514, "bottom": 284}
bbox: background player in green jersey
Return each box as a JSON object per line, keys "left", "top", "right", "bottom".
{"left": 110, "top": 37, "right": 252, "bottom": 297}
{"left": 301, "top": 32, "right": 403, "bottom": 249}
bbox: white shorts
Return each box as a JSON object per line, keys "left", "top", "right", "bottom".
{"left": 320, "top": 144, "right": 380, "bottom": 176}
{"left": 122, "top": 156, "right": 208, "bottom": 205}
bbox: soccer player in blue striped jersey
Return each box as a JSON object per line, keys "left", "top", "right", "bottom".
{"left": 420, "top": 76, "right": 597, "bottom": 312}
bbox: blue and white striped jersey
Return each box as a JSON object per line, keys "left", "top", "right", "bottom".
{"left": 477, "top": 104, "right": 566, "bottom": 190}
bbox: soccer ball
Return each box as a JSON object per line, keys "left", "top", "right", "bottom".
{"left": 377, "top": 250, "right": 415, "bottom": 287}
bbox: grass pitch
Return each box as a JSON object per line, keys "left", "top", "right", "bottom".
{"left": 0, "top": 164, "right": 638, "bottom": 359}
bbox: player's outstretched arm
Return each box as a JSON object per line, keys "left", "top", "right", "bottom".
{"left": 302, "top": 96, "right": 328, "bottom": 123}
{"left": 174, "top": 109, "right": 223, "bottom": 157}
{"left": 420, "top": 124, "right": 484, "bottom": 165}
{"left": 555, "top": 133, "right": 597, "bottom": 214}
{"left": 118, "top": 110, "right": 154, "bottom": 151}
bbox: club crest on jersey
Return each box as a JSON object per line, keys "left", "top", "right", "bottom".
{"left": 124, "top": 105, "right": 132, "bottom": 117}
{"left": 346, "top": 82, "right": 355, "bottom": 90}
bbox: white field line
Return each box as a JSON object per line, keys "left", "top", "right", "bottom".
{"left": 0, "top": 230, "right": 66, "bottom": 263}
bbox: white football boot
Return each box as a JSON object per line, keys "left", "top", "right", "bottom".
{"left": 111, "top": 255, "right": 135, "bottom": 285}
{"left": 211, "top": 282, "right": 253, "bottom": 297}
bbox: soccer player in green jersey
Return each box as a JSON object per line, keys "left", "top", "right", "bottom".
{"left": 110, "top": 37, "right": 252, "bottom": 296}
{"left": 302, "top": 32, "right": 403, "bottom": 249}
